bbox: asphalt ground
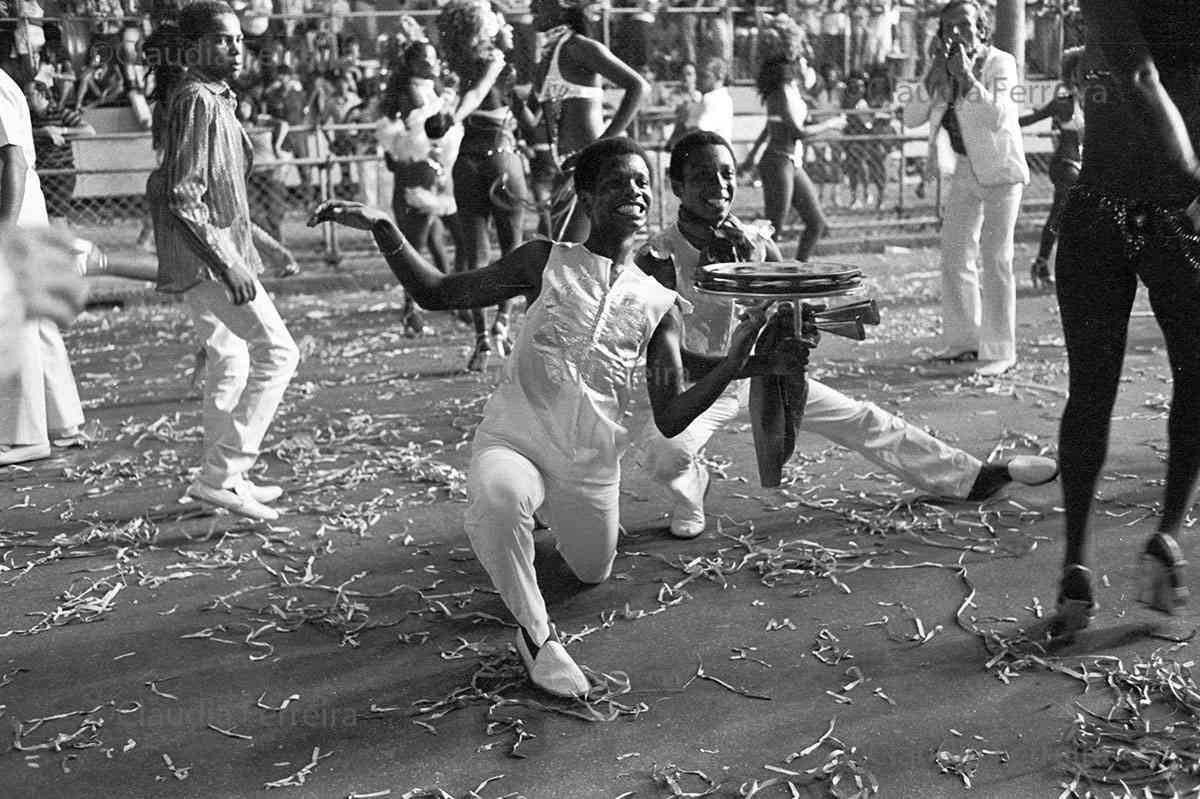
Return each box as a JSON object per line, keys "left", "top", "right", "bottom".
{"left": 3, "top": 241, "right": 1197, "bottom": 799}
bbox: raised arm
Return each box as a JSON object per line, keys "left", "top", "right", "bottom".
{"left": 1018, "top": 98, "right": 1055, "bottom": 127}
{"left": 451, "top": 54, "right": 508, "bottom": 123}
{"left": 573, "top": 37, "right": 650, "bottom": 139}
{"left": 1080, "top": 0, "right": 1200, "bottom": 195}
{"left": 308, "top": 199, "right": 548, "bottom": 309}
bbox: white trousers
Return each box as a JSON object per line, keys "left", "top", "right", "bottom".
{"left": 642, "top": 378, "right": 983, "bottom": 511}
{"left": 0, "top": 319, "right": 84, "bottom": 445}
{"left": 939, "top": 156, "right": 1024, "bottom": 362}
{"left": 465, "top": 439, "right": 620, "bottom": 644}
{"left": 184, "top": 280, "right": 299, "bottom": 489}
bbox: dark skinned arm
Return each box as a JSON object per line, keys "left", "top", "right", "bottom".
{"left": 647, "top": 304, "right": 767, "bottom": 438}
{"left": 1018, "top": 98, "right": 1055, "bottom": 127}
{"left": 637, "top": 239, "right": 790, "bottom": 384}
{"left": 571, "top": 36, "right": 649, "bottom": 139}
{"left": 1081, "top": 0, "right": 1200, "bottom": 194}
{"left": 370, "top": 215, "right": 548, "bottom": 310}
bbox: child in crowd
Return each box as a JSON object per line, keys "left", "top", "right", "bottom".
{"left": 636, "top": 130, "right": 1060, "bottom": 538}
{"left": 310, "top": 137, "right": 780, "bottom": 698}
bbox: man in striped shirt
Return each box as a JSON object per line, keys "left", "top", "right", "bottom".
{"left": 147, "top": 1, "right": 299, "bottom": 521}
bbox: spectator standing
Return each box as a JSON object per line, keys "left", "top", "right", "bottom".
{"left": 902, "top": 0, "right": 1028, "bottom": 377}
{"left": 670, "top": 56, "right": 733, "bottom": 147}
{"left": 0, "top": 63, "right": 86, "bottom": 466}
{"left": 25, "top": 75, "right": 94, "bottom": 223}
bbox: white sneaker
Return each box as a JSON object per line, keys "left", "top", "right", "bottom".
{"left": 669, "top": 467, "right": 710, "bottom": 539}
{"left": 0, "top": 442, "right": 52, "bottom": 466}
{"left": 240, "top": 478, "right": 283, "bottom": 504}
{"left": 514, "top": 626, "right": 589, "bottom": 698}
{"left": 974, "top": 358, "right": 1017, "bottom": 377}
{"left": 187, "top": 480, "right": 279, "bottom": 521}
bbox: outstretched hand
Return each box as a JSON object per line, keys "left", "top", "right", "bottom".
{"left": 308, "top": 200, "right": 391, "bottom": 231}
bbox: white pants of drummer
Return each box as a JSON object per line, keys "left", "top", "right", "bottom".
{"left": 465, "top": 439, "right": 620, "bottom": 645}
{"left": 643, "top": 377, "right": 983, "bottom": 515}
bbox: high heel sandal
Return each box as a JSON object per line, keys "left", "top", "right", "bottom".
{"left": 1138, "top": 532, "right": 1189, "bottom": 614}
{"left": 1030, "top": 257, "right": 1054, "bottom": 290}
{"left": 403, "top": 310, "right": 432, "bottom": 338}
{"left": 466, "top": 334, "right": 491, "bottom": 372}
{"left": 490, "top": 314, "right": 513, "bottom": 358}
{"left": 1020, "top": 564, "right": 1096, "bottom": 646}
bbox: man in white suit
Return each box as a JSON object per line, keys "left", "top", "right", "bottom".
{"left": 903, "top": 0, "right": 1029, "bottom": 377}
{"left": 0, "top": 62, "right": 86, "bottom": 466}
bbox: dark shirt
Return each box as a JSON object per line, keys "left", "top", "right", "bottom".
{"left": 31, "top": 105, "right": 83, "bottom": 171}
{"left": 942, "top": 91, "right": 967, "bottom": 156}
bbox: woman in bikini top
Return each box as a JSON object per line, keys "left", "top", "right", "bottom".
{"left": 528, "top": 0, "right": 648, "bottom": 240}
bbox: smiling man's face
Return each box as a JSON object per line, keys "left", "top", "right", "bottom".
{"left": 673, "top": 143, "right": 737, "bottom": 225}
{"left": 582, "top": 154, "right": 653, "bottom": 236}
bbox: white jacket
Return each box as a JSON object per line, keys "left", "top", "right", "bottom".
{"left": 902, "top": 46, "right": 1030, "bottom": 186}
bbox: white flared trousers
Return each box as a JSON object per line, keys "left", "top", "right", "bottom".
{"left": 939, "top": 155, "right": 1024, "bottom": 362}
{"left": 183, "top": 280, "right": 299, "bottom": 490}
{"left": 642, "top": 378, "right": 983, "bottom": 513}
{"left": 464, "top": 439, "right": 620, "bottom": 645}
{"left": 0, "top": 319, "right": 84, "bottom": 445}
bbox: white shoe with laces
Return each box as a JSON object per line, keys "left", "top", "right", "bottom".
{"left": 514, "top": 625, "right": 589, "bottom": 698}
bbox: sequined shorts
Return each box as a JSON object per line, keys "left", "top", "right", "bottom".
{"left": 1061, "top": 184, "right": 1200, "bottom": 271}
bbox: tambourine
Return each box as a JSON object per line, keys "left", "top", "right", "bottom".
{"left": 694, "top": 261, "right": 877, "bottom": 339}
{"left": 695, "top": 261, "right": 864, "bottom": 299}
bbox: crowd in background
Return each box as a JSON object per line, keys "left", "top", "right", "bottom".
{"left": 0, "top": 0, "right": 1083, "bottom": 235}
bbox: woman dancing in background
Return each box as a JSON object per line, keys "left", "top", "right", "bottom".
{"left": 377, "top": 38, "right": 458, "bottom": 337}
{"left": 530, "top": 0, "right": 649, "bottom": 242}
{"left": 1018, "top": 46, "right": 1084, "bottom": 290}
{"left": 740, "top": 15, "right": 845, "bottom": 261}
{"left": 432, "top": 0, "right": 531, "bottom": 371}
{"left": 1028, "top": 0, "right": 1200, "bottom": 643}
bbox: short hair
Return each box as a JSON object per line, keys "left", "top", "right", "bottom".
{"left": 573, "top": 137, "right": 650, "bottom": 196}
{"left": 667, "top": 130, "right": 735, "bottom": 183}
{"left": 179, "top": 0, "right": 236, "bottom": 42}
{"left": 937, "top": 0, "right": 991, "bottom": 43}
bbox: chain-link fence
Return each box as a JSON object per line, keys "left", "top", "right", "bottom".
{"left": 41, "top": 116, "right": 1058, "bottom": 272}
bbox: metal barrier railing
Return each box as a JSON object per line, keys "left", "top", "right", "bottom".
{"left": 40, "top": 122, "right": 1060, "bottom": 270}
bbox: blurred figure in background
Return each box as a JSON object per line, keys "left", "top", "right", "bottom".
{"left": 0, "top": 61, "right": 87, "bottom": 466}
{"left": 1018, "top": 46, "right": 1085, "bottom": 290}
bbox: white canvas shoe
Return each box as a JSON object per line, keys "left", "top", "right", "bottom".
{"left": 514, "top": 625, "right": 589, "bottom": 699}
{"left": 240, "top": 478, "right": 283, "bottom": 504}
{"left": 187, "top": 480, "right": 279, "bottom": 521}
{"left": 0, "top": 442, "right": 52, "bottom": 466}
